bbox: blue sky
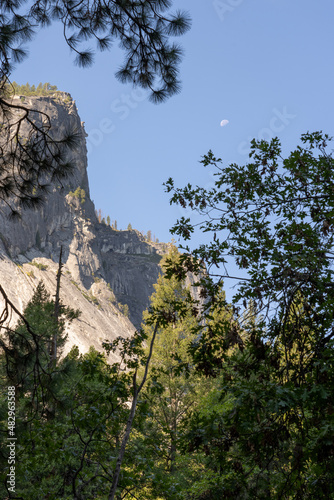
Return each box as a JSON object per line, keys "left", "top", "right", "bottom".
{"left": 11, "top": 0, "right": 334, "bottom": 295}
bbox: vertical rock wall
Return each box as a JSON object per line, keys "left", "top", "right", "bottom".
{"left": 0, "top": 93, "right": 163, "bottom": 355}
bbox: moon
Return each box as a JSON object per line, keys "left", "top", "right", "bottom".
{"left": 220, "top": 119, "right": 229, "bottom": 127}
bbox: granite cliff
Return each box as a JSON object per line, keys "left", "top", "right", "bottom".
{"left": 0, "top": 92, "right": 165, "bottom": 360}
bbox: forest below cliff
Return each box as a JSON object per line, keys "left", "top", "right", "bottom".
{"left": 1, "top": 132, "right": 334, "bottom": 499}
{"left": 0, "top": 1, "right": 334, "bottom": 498}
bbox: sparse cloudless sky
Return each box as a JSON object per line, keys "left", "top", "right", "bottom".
{"left": 12, "top": 0, "right": 334, "bottom": 286}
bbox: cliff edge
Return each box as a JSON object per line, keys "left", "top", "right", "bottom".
{"left": 0, "top": 92, "right": 163, "bottom": 359}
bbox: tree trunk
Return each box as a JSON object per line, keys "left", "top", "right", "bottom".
{"left": 108, "top": 321, "right": 159, "bottom": 500}
{"left": 50, "top": 246, "right": 63, "bottom": 361}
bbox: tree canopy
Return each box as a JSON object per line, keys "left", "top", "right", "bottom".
{"left": 9, "top": 82, "right": 59, "bottom": 96}
{"left": 166, "top": 132, "right": 334, "bottom": 333}
{"left": 163, "top": 132, "right": 334, "bottom": 497}
{"left": 4, "top": 144, "right": 334, "bottom": 497}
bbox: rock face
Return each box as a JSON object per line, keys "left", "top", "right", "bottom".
{"left": 0, "top": 93, "right": 164, "bottom": 358}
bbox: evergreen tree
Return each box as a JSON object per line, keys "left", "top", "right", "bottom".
{"left": 130, "top": 248, "right": 219, "bottom": 497}
{"left": 0, "top": 284, "right": 141, "bottom": 498}
{"left": 0, "top": 2, "right": 190, "bottom": 102}
{"left": 0, "top": 281, "right": 79, "bottom": 400}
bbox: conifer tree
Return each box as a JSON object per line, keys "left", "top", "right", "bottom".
{"left": 132, "top": 247, "right": 218, "bottom": 496}
{"left": 0, "top": 281, "right": 79, "bottom": 398}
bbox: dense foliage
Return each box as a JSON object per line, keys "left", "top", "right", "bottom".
{"left": 0, "top": 249, "right": 228, "bottom": 498}
{"left": 0, "top": 282, "right": 146, "bottom": 498}
{"left": 3, "top": 123, "right": 334, "bottom": 497}
{"left": 1, "top": 3, "right": 333, "bottom": 491}
{"left": 163, "top": 132, "right": 334, "bottom": 498}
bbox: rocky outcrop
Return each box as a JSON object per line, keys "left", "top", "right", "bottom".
{"left": 0, "top": 93, "right": 164, "bottom": 358}
{"left": 0, "top": 255, "right": 135, "bottom": 363}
